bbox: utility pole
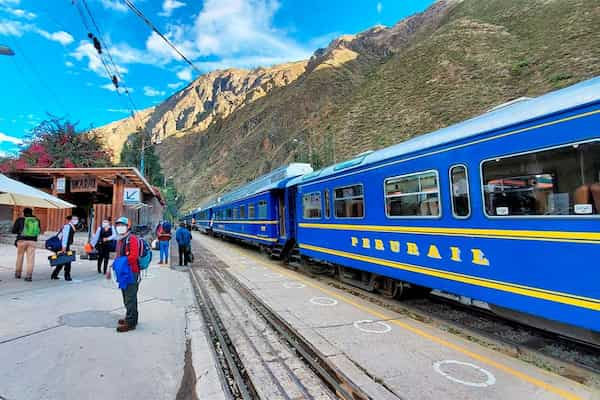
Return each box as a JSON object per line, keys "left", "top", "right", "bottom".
{"left": 139, "top": 127, "right": 145, "bottom": 177}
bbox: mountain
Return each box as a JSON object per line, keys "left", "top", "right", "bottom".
{"left": 94, "top": 0, "right": 600, "bottom": 209}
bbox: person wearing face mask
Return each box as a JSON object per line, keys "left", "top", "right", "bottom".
{"left": 51, "top": 215, "right": 77, "bottom": 281}
{"left": 91, "top": 216, "right": 117, "bottom": 274}
{"left": 107, "top": 216, "right": 141, "bottom": 333}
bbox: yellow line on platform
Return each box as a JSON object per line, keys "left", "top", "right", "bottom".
{"left": 217, "top": 242, "right": 583, "bottom": 400}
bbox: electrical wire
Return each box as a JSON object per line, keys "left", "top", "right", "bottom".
{"left": 122, "top": 0, "right": 200, "bottom": 74}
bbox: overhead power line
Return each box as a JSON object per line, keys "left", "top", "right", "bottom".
{"left": 122, "top": 0, "right": 200, "bottom": 74}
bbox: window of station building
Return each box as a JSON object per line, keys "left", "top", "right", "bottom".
{"left": 324, "top": 189, "right": 331, "bottom": 218}
{"left": 258, "top": 200, "right": 268, "bottom": 219}
{"left": 482, "top": 140, "right": 600, "bottom": 217}
{"left": 302, "top": 191, "right": 322, "bottom": 219}
{"left": 385, "top": 170, "right": 440, "bottom": 217}
{"left": 334, "top": 184, "right": 364, "bottom": 218}
{"left": 240, "top": 205, "right": 246, "bottom": 219}
{"left": 248, "top": 204, "right": 256, "bottom": 219}
{"left": 450, "top": 165, "right": 471, "bottom": 218}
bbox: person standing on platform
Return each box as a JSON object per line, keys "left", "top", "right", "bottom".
{"left": 106, "top": 216, "right": 140, "bottom": 333}
{"left": 175, "top": 222, "right": 192, "bottom": 266}
{"left": 51, "top": 215, "right": 77, "bottom": 281}
{"left": 91, "top": 217, "right": 117, "bottom": 274}
{"left": 11, "top": 207, "right": 41, "bottom": 281}
{"left": 157, "top": 220, "right": 172, "bottom": 265}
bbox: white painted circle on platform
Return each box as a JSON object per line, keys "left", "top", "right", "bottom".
{"left": 283, "top": 282, "right": 305, "bottom": 289}
{"left": 264, "top": 272, "right": 282, "bottom": 279}
{"left": 353, "top": 320, "right": 391, "bottom": 334}
{"left": 433, "top": 360, "right": 496, "bottom": 387}
{"left": 309, "top": 297, "right": 338, "bottom": 306}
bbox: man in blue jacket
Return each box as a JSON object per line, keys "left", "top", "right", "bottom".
{"left": 175, "top": 222, "right": 192, "bottom": 266}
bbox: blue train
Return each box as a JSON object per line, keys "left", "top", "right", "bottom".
{"left": 183, "top": 77, "right": 600, "bottom": 344}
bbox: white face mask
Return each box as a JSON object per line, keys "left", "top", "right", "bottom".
{"left": 102, "top": 222, "right": 110, "bottom": 228}
{"left": 116, "top": 225, "right": 128, "bottom": 235}
{"left": 71, "top": 219, "right": 79, "bottom": 225}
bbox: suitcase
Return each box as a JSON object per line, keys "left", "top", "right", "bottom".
{"left": 48, "top": 251, "right": 77, "bottom": 266}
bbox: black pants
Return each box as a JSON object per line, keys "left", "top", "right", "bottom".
{"left": 97, "top": 244, "right": 110, "bottom": 274}
{"left": 51, "top": 262, "right": 71, "bottom": 279}
{"left": 178, "top": 245, "right": 189, "bottom": 266}
{"left": 121, "top": 273, "right": 139, "bottom": 327}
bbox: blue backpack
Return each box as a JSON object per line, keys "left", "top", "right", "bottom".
{"left": 125, "top": 235, "right": 152, "bottom": 270}
{"left": 161, "top": 221, "right": 172, "bottom": 234}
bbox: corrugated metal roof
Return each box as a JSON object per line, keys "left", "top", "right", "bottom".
{"left": 289, "top": 76, "right": 600, "bottom": 187}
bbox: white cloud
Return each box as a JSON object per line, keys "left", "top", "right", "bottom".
{"left": 2, "top": 7, "right": 36, "bottom": 19}
{"left": 101, "top": 83, "right": 134, "bottom": 93}
{"left": 107, "top": 108, "right": 131, "bottom": 113}
{"left": 143, "top": 86, "right": 166, "bottom": 97}
{"left": 376, "top": 2, "right": 382, "bottom": 14}
{"left": 98, "top": 0, "right": 127, "bottom": 13}
{"left": 36, "top": 30, "right": 74, "bottom": 46}
{"left": 65, "top": 61, "right": 74, "bottom": 67}
{"left": 0, "top": 131, "right": 23, "bottom": 145}
{"left": 158, "top": 0, "right": 186, "bottom": 17}
{"left": 0, "top": 20, "right": 73, "bottom": 46}
{"left": 167, "top": 82, "right": 184, "bottom": 89}
{"left": 0, "top": 0, "right": 20, "bottom": 5}
{"left": 71, "top": 41, "right": 128, "bottom": 77}
{"left": 176, "top": 67, "right": 192, "bottom": 81}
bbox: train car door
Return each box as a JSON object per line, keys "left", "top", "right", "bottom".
{"left": 285, "top": 186, "right": 297, "bottom": 240}
{"left": 278, "top": 193, "right": 286, "bottom": 238}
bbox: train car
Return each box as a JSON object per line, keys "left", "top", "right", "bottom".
{"left": 210, "top": 163, "right": 313, "bottom": 252}
{"left": 289, "top": 77, "right": 600, "bottom": 343}
{"left": 193, "top": 205, "right": 214, "bottom": 233}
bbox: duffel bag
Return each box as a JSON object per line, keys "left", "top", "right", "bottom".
{"left": 48, "top": 251, "right": 76, "bottom": 266}
{"left": 45, "top": 235, "right": 62, "bottom": 252}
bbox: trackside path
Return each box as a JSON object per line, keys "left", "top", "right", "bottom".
{"left": 194, "top": 233, "right": 599, "bottom": 400}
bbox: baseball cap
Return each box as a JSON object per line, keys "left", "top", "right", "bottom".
{"left": 115, "top": 216, "right": 129, "bottom": 226}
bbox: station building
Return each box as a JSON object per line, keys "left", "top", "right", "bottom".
{"left": 1, "top": 167, "right": 164, "bottom": 233}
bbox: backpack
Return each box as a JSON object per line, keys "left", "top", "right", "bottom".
{"left": 125, "top": 235, "right": 153, "bottom": 271}
{"left": 22, "top": 217, "right": 40, "bottom": 237}
{"left": 45, "top": 228, "right": 62, "bottom": 252}
{"left": 161, "top": 221, "right": 172, "bottom": 234}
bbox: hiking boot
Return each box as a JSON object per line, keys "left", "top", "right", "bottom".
{"left": 14, "top": 274, "right": 21, "bottom": 279}
{"left": 65, "top": 277, "right": 72, "bottom": 281}
{"left": 24, "top": 277, "right": 32, "bottom": 282}
{"left": 50, "top": 275, "right": 59, "bottom": 280}
{"left": 116, "top": 324, "right": 136, "bottom": 333}
{"left": 118, "top": 319, "right": 126, "bottom": 325}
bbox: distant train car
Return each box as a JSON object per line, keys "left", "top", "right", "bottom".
{"left": 192, "top": 205, "right": 214, "bottom": 233}
{"left": 289, "top": 77, "right": 600, "bottom": 342}
{"left": 210, "top": 164, "right": 312, "bottom": 252}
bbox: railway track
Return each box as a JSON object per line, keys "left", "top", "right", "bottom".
{"left": 205, "top": 235, "right": 600, "bottom": 389}
{"left": 188, "top": 247, "right": 384, "bottom": 399}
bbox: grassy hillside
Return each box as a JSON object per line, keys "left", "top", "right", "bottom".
{"left": 156, "top": 0, "right": 600, "bottom": 209}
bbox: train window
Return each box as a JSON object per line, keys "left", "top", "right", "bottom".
{"left": 385, "top": 171, "right": 440, "bottom": 217}
{"left": 482, "top": 140, "right": 600, "bottom": 217}
{"left": 258, "top": 200, "right": 268, "bottom": 219}
{"left": 303, "top": 192, "right": 322, "bottom": 219}
{"left": 226, "top": 208, "right": 233, "bottom": 219}
{"left": 233, "top": 207, "right": 239, "bottom": 219}
{"left": 450, "top": 165, "right": 470, "bottom": 218}
{"left": 248, "top": 204, "right": 256, "bottom": 219}
{"left": 240, "top": 205, "right": 246, "bottom": 219}
{"left": 334, "top": 184, "right": 364, "bottom": 218}
{"left": 324, "top": 189, "right": 331, "bottom": 218}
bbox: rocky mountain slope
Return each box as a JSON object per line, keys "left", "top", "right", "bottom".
{"left": 95, "top": 0, "right": 600, "bottom": 208}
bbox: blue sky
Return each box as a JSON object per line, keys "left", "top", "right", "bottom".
{"left": 0, "top": 0, "right": 434, "bottom": 157}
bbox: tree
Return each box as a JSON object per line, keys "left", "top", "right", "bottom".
{"left": 0, "top": 117, "right": 112, "bottom": 172}
{"left": 120, "top": 131, "right": 164, "bottom": 187}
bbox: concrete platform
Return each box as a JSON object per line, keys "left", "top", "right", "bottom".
{"left": 0, "top": 242, "right": 226, "bottom": 400}
{"left": 196, "top": 233, "right": 599, "bottom": 400}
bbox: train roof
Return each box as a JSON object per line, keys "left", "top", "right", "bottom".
{"left": 215, "top": 163, "right": 313, "bottom": 206}
{"left": 288, "top": 76, "right": 600, "bottom": 187}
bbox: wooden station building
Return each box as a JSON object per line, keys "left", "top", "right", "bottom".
{"left": 8, "top": 167, "right": 164, "bottom": 233}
